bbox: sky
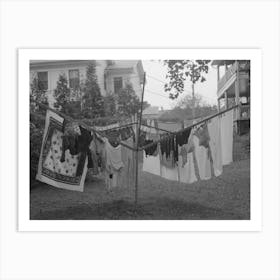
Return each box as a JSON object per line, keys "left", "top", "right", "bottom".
{"left": 142, "top": 60, "right": 219, "bottom": 110}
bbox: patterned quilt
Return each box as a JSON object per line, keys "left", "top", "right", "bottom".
{"left": 36, "top": 110, "right": 88, "bottom": 192}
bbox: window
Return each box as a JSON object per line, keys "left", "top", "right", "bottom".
{"left": 114, "top": 77, "right": 123, "bottom": 93}
{"left": 37, "top": 71, "right": 48, "bottom": 90}
{"left": 69, "top": 69, "right": 80, "bottom": 90}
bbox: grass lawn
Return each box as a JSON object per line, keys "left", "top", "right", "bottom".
{"left": 30, "top": 156, "right": 250, "bottom": 220}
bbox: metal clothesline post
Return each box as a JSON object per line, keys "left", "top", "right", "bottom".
{"left": 134, "top": 72, "right": 146, "bottom": 205}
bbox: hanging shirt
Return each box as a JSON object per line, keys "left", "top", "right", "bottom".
{"left": 176, "top": 127, "right": 192, "bottom": 147}
{"left": 104, "top": 138, "right": 124, "bottom": 171}
{"left": 117, "top": 137, "right": 135, "bottom": 188}
{"left": 104, "top": 138, "right": 124, "bottom": 189}
{"left": 142, "top": 145, "right": 161, "bottom": 176}
{"left": 144, "top": 140, "right": 158, "bottom": 157}
{"left": 89, "top": 134, "right": 99, "bottom": 176}
{"left": 207, "top": 116, "right": 223, "bottom": 177}
{"left": 220, "top": 109, "right": 234, "bottom": 165}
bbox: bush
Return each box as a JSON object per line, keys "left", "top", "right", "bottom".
{"left": 30, "top": 114, "right": 45, "bottom": 185}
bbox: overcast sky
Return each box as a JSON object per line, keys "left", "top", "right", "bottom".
{"left": 142, "top": 60, "right": 219, "bottom": 109}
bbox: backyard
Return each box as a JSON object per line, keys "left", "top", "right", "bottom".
{"left": 30, "top": 134, "right": 250, "bottom": 220}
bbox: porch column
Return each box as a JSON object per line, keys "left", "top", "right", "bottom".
{"left": 235, "top": 60, "right": 240, "bottom": 118}
{"left": 225, "top": 90, "right": 228, "bottom": 109}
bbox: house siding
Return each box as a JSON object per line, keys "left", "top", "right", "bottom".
{"left": 30, "top": 60, "right": 143, "bottom": 107}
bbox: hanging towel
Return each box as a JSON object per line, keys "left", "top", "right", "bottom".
{"left": 207, "top": 116, "right": 223, "bottom": 176}
{"left": 178, "top": 145, "right": 197, "bottom": 184}
{"left": 36, "top": 110, "right": 88, "bottom": 192}
{"left": 193, "top": 134, "right": 211, "bottom": 180}
{"left": 160, "top": 164, "right": 179, "bottom": 182}
{"left": 220, "top": 109, "right": 234, "bottom": 165}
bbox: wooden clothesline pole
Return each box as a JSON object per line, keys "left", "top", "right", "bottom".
{"left": 140, "top": 105, "right": 239, "bottom": 151}
{"left": 32, "top": 101, "right": 137, "bottom": 152}
{"left": 134, "top": 72, "right": 146, "bottom": 205}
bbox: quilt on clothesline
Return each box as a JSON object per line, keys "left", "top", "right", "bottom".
{"left": 36, "top": 110, "right": 88, "bottom": 192}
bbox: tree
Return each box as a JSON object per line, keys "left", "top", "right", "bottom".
{"left": 53, "top": 74, "right": 71, "bottom": 113}
{"left": 29, "top": 75, "right": 48, "bottom": 183}
{"left": 30, "top": 76, "right": 48, "bottom": 113}
{"left": 117, "top": 83, "right": 149, "bottom": 118}
{"left": 174, "top": 93, "right": 217, "bottom": 120}
{"left": 82, "top": 61, "right": 104, "bottom": 118}
{"left": 104, "top": 94, "right": 117, "bottom": 117}
{"left": 164, "top": 60, "right": 211, "bottom": 119}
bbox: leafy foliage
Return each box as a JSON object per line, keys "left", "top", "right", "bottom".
{"left": 163, "top": 60, "right": 211, "bottom": 99}
{"left": 30, "top": 76, "right": 48, "bottom": 113}
{"left": 159, "top": 94, "right": 217, "bottom": 122}
{"left": 82, "top": 61, "right": 105, "bottom": 118}
{"left": 104, "top": 94, "right": 117, "bottom": 117}
{"left": 53, "top": 74, "right": 71, "bottom": 113}
{"left": 29, "top": 75, "right": 48, "bottom": 184}
{"left": 116, "top": 83, "right": 149, "bottom": 118}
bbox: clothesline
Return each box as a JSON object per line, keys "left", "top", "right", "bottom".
{"left": 141, "top": 123, "right": 177, "bottom": 135}
{"left": 140, "top": 105, "right": 238, "bottom": 151}
{"left": 32, "top": 101, "right": 137, "bottom": 152}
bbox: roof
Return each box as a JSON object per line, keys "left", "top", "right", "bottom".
{"left": 105, "top": 60, "right": 145, "bottom": 83}
{"left": 142, "top": 106, "right": 159, "bottom": 116}
{"left": 106, "top": 60, "right": 138, "bottom": 70}
{"left": 211, "top": 60, "right": 236, "bottom": 66}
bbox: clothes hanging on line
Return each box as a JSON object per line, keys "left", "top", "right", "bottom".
{"left": 207, "top": 116, "right": 223, "bottom": 177}
{"left": 117, "top": 137, "right": 135, "bottom": 188}
{"left": 193, "top": 133, "right": 212, "bottom": 181}
{"left": 178, "top": 144, "right": 197, "bottom": 184}
{"left": 104, "top": 138, "right": 124, "bottom": 190}
{"left": 141, "top": 108, "right": 235, "bottom": 184}
{"left": 142, "top": 145, "right": 161, "bottom": 176}
{"left": 144, "top": 140, "right": 158, "bottom": 156}
{"left": 176, "top": 127, "right": 192, "bottom": 147}
{"left": 160, "top": 164, "right": 179, "bottom": 182}
{"left": 88, "top": 133, "right": 100, "bottom": 176}
{"left": 36, "top": 110, "right": 88, "bottom": 192}
{"left": 220, "top": 109, "right": 234, "bottom": 165}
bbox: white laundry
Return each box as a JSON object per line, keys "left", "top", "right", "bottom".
{"left": 207, "top": 116, "right": 223, "bottom": 176}
{"left": 178, "top": 146, "right": 197, "bottom": 184}
{"left": 193, "top": 134, "right": 211, "bottom": 180}
{"left": 220, "top": 109, "right": 234, "bottom": 165}
{"left": 142, "top": 148, "right": 161, "bottom": 176}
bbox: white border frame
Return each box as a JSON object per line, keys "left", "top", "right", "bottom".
{"left": 18, "top": 48, "right": 262, "bottom": 232}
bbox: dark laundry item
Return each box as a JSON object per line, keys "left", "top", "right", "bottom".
{"left": 87, "top": 149, "right": 93, "bottom": 168}
{"left": 60, "top": 122, "right": 93, "bottom": 176}
{"left": 76, "top": 126, "right": 93, "bottom": 176}
{"left": 160, "top": 134, "right": 179, "bottom": 163}
{"left": 160, "top": 134, "right": 168, "bottom": 157}
{"left": 120, "top": 126, "right": 133, "bottom": 141}
{"left": 60, "top": 120, "right": 79, "bottom": 162}
{"left": 172, "top": 135, "right": 179, "bottom": 163}
{"left": 176, "top": 127, "right": 191, "bottom": 147}
{"left": 144, "top": 140, "right": 158, "bottom": 156}
{"left": 139, "top": 131, "right": 147, "bottom": 147}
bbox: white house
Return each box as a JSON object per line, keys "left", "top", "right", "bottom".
{"left": 30, "top": 60, "right": 145, "bottom": 106}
